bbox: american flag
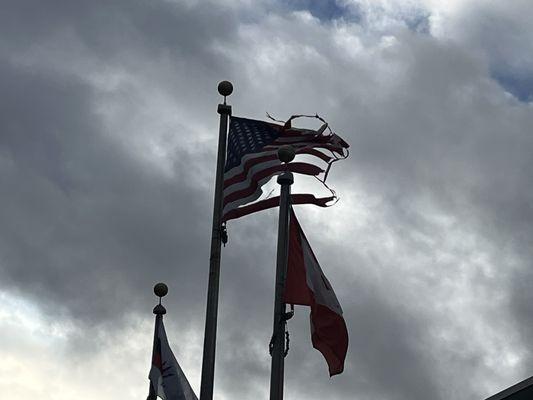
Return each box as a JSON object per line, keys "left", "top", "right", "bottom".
{"left": 222, "top": 115, "right": 349, "bottom": 222}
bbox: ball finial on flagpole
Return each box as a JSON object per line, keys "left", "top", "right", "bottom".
{"left": 217, "top": 81, "right": 233, "bottom": 97}
{"left": 154, "top": 282, "right": 168, "bottom": 298}
{"left": 278, "top": 145, "right": 295, "bottom": 163}
{"left": 153, "top": 283, "right": 168, "bottom": 315}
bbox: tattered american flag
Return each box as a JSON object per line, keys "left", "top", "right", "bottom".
{"left": 222, "top": 115, "right": 349, "bottom": 222}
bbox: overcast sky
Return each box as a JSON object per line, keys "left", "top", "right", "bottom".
{"left": 1, "top": 1, "right": 532, "bottom": 399}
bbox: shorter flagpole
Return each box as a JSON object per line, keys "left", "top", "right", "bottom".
{"left": 148, "top": 283, "right": 168, "bottom": 400}
{"left": 269, "top": 145, "right": 296, "bottom": 400}
{"left": 147, "top": 283, "right": 200, "bottom": 400}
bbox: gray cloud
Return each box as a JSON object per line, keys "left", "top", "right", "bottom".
{"left": 1, "top": 1, "right": 532, "bottom": 399}
{"left": 0, "top": 59, "right": 208, "bottom": 325}
{"left": 433, "top": 0, "right": 533, "bottom": 101}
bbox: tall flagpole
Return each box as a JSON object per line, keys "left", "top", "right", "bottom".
{"left": 200, "top": 81, "right": 233, "bottom": 400}
{"left": 269, "top": 145, "right": 296, "bottom": 400}
{"left": 148, "top": 283, "right": 168, "bottom": 400}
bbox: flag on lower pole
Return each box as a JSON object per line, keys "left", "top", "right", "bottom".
{"left": 284, "top": 207, "right": 349, "bottom": 376}
{"left": 148, "top": 316, "right": 198, "bottom": 400}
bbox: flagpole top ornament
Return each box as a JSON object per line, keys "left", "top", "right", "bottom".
{"left": 154, "top": 282, "right": 168, "bottom": 298}
{"left": 218, "top": 80, "right": 233, "bottom": 99}
{"left": 153, "top": 283, "right": 168, "bottom": 315}
{"left": 278, "top": 145, "right": 295, "bottom": 163}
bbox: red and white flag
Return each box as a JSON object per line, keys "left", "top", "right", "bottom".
{"left": 148, "top": 316, "right": 198, "bottom": 400}
{"left": 284, "top": 208, "right": 348, "bottom": 376}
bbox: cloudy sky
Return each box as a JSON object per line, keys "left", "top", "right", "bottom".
{"left": 1, "top": 0, "right": 532, "bottom": 399}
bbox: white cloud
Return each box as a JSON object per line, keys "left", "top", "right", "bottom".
{"left": 0, "top": 290, "right": 203, "bottom": 399}
{"left": 1, "top": 0, "right": 532, "bottom": 399}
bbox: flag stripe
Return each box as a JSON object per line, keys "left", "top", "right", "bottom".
{"left": 224, "top": 141, "right": 334, "bottom": 180}
{"left": 222, "top": 162, "right": 324, "bottom": 206}
{"left": 222, "top": 176, "right": 270, "bottom": 216}
{"left": 223, "top": 154, "right": 279, "bottom": 188}
{"left": 273, "top": 135, "right": 319, "bottom": 143}
{"left": 225, "top": 150, "right": 279, "bottom": 180}
{"left": 222, "top": 194, "right": 335, "bottom": 222}
{"left": 223, "top": 148, "right": 332, "bottom": 189}
{"left": 263, "top": 142, "right": 345, "bottom": 155}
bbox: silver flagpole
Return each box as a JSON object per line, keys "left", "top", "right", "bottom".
{"left": 200, "top": 81, "right": 233, "bottom": 400}
{"left": 269, "top": 145, "right": 296, "bottom": 400}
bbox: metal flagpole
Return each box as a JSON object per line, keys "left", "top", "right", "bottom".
{"left": 200, "top": 81, "right": 233, "bottom": 400}
{"left": 148, "top": 283, "right": 168, "bottom": 400}
{"left": 269, "top": 145, "right": 296, "bottom": 400}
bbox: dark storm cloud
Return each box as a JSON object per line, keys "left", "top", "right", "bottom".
{"left": 0, "top": 1, "right": 298, "bottom": 397}
{"left": 0, "top": 59, "right": 209, "bottom": 325}
{"left": 0, "top": 0, "right": 236, "bottom": 60}
{"left": 0, "top": 0, "right": 247, "bottom": 328}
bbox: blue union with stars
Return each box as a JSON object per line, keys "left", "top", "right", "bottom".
{"left": 225, "top": 117, "right": 283, "bottom": 172}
